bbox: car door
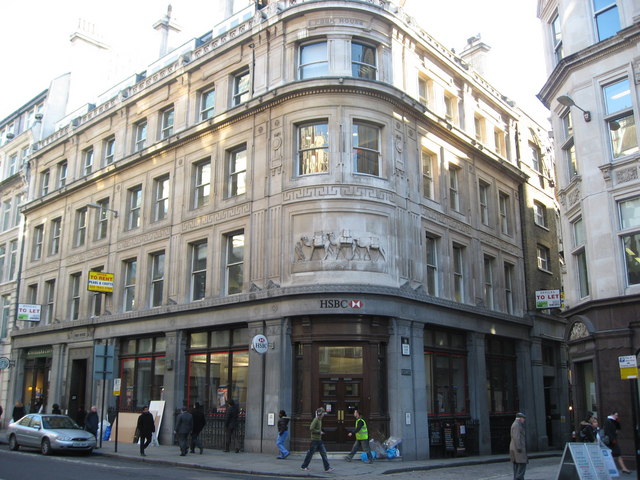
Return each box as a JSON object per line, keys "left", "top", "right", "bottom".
{"left": 13, "top": 416, "right": 31, "bottom": 445}
{"left": 28, "top": 415, "right": 44, "bottom": 447}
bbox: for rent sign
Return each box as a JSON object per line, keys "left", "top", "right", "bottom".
{"left": 535, "top": 290, "right": 561, "bottom": 309}
{"left": 87, "top": 271, "right": 115, "bottom": 293}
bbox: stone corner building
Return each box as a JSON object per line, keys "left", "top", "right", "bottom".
{"left": 538, "top": 0, "right": 640, "bottom": 468}
{"left": 9, "top": 0, "right": 565, "bottom": 459}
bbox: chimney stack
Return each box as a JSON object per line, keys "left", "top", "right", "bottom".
{"left": 153, "top": 4, "right": 182, "bottom": 58}
{"left": 459, "top": 34, "right": 491, "bottom": 76}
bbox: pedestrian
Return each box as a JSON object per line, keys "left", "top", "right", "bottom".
{"left": 579, "top": 412, "right": 597, "bottom": 443}
{"left": 12, "top": 401, "right": 25, "bottom": 422}
{"left": 51, "top": 403, "right": 62, "bottom": 414}
{"left": 174, "top": 406, "right": 193, "bottom": 456}
{"left": 509, "top": 412, "right": 527, "bottom": 480}
{"left": 604, "top": 410, "right": 631, "bottom": 474}
{"left": 344, "top": 409, "right": 373, "bottom": 463}
{"left": 300, "top": 407, "right": 333, "bottom": 472}
{"left": 190, "top": 402, "right": 206, "bottom": 454}
{"left": 136, "top": 405, "right": 156, "bottom": 456}
{"left": 76, "top": 406, "right": 87, "bottom": 428}
{"left": 85, "top": 405, "right": 99, "bottom": 438}
{"left": 224, "top": 399, "right": 240, "bottom": 453}
{"left": 276, "top": 409, "right": 290, "bottom": 459}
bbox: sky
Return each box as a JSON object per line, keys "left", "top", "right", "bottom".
{"left": 0, "top": 0, "right": 549, "bottom": 124}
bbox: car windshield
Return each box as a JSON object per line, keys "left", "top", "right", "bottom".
{"left": 42, "top": 416, "right": 79, "bottom": 429}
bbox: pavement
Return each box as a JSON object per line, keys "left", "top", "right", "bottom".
{"left": 0, "top": 429, "right": 562, "bottom": 478}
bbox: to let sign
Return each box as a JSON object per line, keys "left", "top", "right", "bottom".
{"left": 535, "top": 290, "right": 561, "bottom": 309}
{"left": 18, "top": 304, "right": 41, "bottom": 322}
{"left": 619, "top": 355, "right": 638, "bottom": 380}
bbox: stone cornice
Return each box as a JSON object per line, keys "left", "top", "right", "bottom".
{"left": 538, "top": 23, "right": 640, "bottom": 106}
{"left": 10, "top": 282, "right": 530, "bottom": 344}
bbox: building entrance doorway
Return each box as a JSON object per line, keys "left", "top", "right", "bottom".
{"left": 291, "top": 316, "right": 389, "bottom": 452}
{"left": 319, "top": 371, "right": 364, "bottom": 448}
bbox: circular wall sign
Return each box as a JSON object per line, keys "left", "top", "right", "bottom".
{"left": 252, "top": 334, "right": 269, "bottom": 354}
{"left": 0, "top": 357, "right": 10, "bottom": 370}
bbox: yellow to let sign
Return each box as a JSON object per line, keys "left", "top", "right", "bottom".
{"left": 87, "top": 271, "right": 114, "bottom": 293}
{"left": 113, "top": 378, "right": 121, "bottom": 396}
{"left": 619, "top": 355, "right": 638, "bottom": 380}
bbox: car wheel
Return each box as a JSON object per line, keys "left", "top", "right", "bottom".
{"left": 41, "top": 438, "right": 52, "bottom": 455}
{"left": 8, "top": 434, "right": 19, "bottom": 451}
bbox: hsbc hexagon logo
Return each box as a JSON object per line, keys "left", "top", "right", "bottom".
{"left": 320, "top": 299, "right": 363, "bottom": 309}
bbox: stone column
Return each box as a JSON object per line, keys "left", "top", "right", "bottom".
{"left": 467, "top": 332, "right": 490, "bottom": 455}
{"left": 244, "top": 318, "right": 291, "bottom": 453}
{"left": 387, "top": 318, "right": 428, "bottom": 460}
{"left": 160, "top": 330, "right": 184, "bottom": 445}
{"left": 529, "top": 337, "right": 548, "bottom": 450}
{"left": 516, "top": 339, "right": 535, "bottom": 450}
{"left": 48, "top": 343, "right": 67, "bottom": 412}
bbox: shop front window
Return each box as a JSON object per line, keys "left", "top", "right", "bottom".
{"left": 485, "top": 337, "right": 517, "bottom": 413}
{"left": 118, "top": 336, "right": 165, "bottom": 411}
{"left": 424, "top": 328, "right": 467, "bottom": 416}
{"left": 187, "top": 327, "right": 248, "bottom": 412}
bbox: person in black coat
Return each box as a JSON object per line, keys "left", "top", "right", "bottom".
{"left": 136, "top": 405, "right": 156, "bottom": 456}
{"left": 190, "top": 403, "right": 206, "bottom": 454}
{"left": 579, "top": 412, "right": 597, "bottom": 443}
{"left": 12, "top": 402, "right": 26, "bottom": 422}
{"left": 604, "top": 410, "right": 631, "bottom": 474}
{"left": 85, "top": 406, "right": 100, "bottom": 438}
{"left": 51, "top": 404, "right": 62, "bottom": 414}
{"left": 174, "top": 407, "right": 193, "bottom": 456}
{"left": 76, "top": 406, "right": 87, "bottom": 428}
{"left": 224, "top": 399, "right": 240, "bottom": 453}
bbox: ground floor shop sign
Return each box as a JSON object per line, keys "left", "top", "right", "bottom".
{"left": 556, "top": 443, "right": 617, "bottom": 479}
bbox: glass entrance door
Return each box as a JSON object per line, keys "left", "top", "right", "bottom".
{"left": 320, "top": 377, "right": 362, "bottom": 448}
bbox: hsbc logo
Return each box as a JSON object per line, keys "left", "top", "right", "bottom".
{"left": 320, "top": 299, "right": 363, "bottom": 309}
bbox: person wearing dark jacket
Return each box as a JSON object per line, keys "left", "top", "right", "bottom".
{"left": 224, "top": 399, "right": 240, "bottom": 453}
{"left": 12, "top": 402, "right": 25, "bottom": 422}
{"left": 85, "top": 406, "right": 100, "bottom": 438}
{"left": 76, "top": 406, "right": 87, "bottom": 428}
{"left": 579, "top": 412, "right": 597, "bottom": 443}
{"left": 174, "top": 407, "right": 193, "bottom": 456}
{"left": 276, "top": 410, "right": 290, "bottom": 459}
{"left": 604, "top": 410, "right": 631, "bottom": 474}
{"left": 190, "top": 403, "right": 206, "bottom": 454}
{"left": 51, "top": 404, "right": 62, "bottom": 414}
{"left": 136, "top": 405, "right": 156, "bottom": 456}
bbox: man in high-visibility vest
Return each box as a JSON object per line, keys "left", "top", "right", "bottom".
{"left": 344, "top": 409, "right": 373, "bottom": 464}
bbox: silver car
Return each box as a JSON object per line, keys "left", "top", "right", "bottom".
{"left": 8, "top": 414, "right": 96, "bottom": 455}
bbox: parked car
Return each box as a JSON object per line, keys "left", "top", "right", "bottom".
{"left": 8, "top": 414, "right": 96, "bottom": 455}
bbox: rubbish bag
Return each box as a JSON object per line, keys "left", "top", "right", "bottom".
{"left": 370, "top": 439, "right": 386, "bottom": 457}
{"left": 103, "top": 424, "right": 112, "bottom": 441}
{"left": 360, "top": 451, "right": 377, "bottom": 462}
{"left": 386, "top": 447, "right": 401, "bottom": 458}
{"left": 383, "top": 436, "right": 401, "bottom": 449}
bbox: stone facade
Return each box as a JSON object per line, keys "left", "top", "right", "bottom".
{"left": 6, "top": 0, "right": 564, "bottom": 460}
{"left": 538, "top": 0, "right": 640, "bottom": 467}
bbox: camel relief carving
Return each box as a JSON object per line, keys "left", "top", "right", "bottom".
{"left": 296, "top": 230, "right": 386, "bottom": 262}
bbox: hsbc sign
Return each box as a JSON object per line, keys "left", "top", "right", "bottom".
{"left": 320, "top": 299, "right": 363, "bottom": 309}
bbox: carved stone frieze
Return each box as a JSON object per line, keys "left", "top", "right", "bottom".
{"left": 569, "top": 321, "right": 589, "bottom": 340}
{"left": 567, "top": 188, "right": 581, "bottom": 207}
{"left": 616, "top": 166, "right": 638, "bottom": 184}
{"left": 295, "top": 230, "right": 386, "bottom": 264}
{"left": 181, "top": 204, "right": 250, "bottom": 233}
{"left": 283, "top": 185, "right": 395, "bottom": 204}
{"left": 118, "top": 227, "right": 172, "bottom": 250}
